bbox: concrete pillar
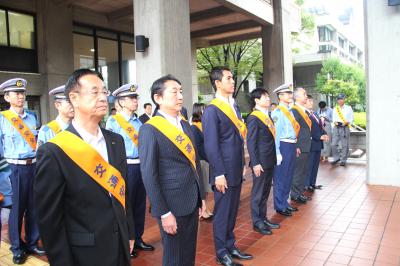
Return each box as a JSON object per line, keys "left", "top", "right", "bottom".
{"left": 261, "top": 0, "right": 293, "bottom": 99}
{"left": 36, "top": 0, "right": 74, "bottom": 122}
{"left": 133, "top": 0, "right": 193, "bottom": 115}
{"left": 365, "top": 2, "right": 400, "bottom": 186}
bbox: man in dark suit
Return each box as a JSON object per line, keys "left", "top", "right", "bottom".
{"left": 305, "top": 95, "right": 328, "bottom": 191}
{"left": 34, "top": 69, "right": 135, "bottom": 266}
{"left": 139, "top": 102, "right": 152, "bottom": 124}
{"left": 246, "top": 88, "right": 280, "bottom": 235}
{"left": 139, "top": 74, "right": 206, "bottom": 266}
{"left": 203, "top": 67, "right": 252, "bottom": 266}
{"left": 290, "top": 87, "right": 312, "bottom": 204}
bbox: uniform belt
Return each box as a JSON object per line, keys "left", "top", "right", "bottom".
{"left": 6, "top": 158, "right": 36, "bottom": 165}
{"left": 280, "top": 139, "right": 297, "bottom": 143}
{"left": 127, "top": 158, "right": 140, "bottom": 164}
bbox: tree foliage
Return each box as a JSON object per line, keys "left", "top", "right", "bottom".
{"left": 292, "top": 0, "right": 316, "bottom": 54}
{"left": 316, "top": 58, "right": 366, "bottom": 110}
{"left": 196, "top": 39, "right": 263, "bottom": 98}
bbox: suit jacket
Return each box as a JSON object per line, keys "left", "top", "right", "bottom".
{"left": 138, "top": 113, "right": 205, "bottom": 217}
{"left": 246, "top": 113, "right": 277, "bottom": 169}
{"left": 309, "top": 112, "right": 325, "bottom": 152}
{"left": 139, "top": 113, "right": 150, "bottom": 124}
{"left": 203, "top": 104, "right": 244, "bottom": 187}
{"left": 291, "top": 107, "right": 312, "bottom": 153}
{"left": 34, "top": 125, "right": 134, "bottom": 266}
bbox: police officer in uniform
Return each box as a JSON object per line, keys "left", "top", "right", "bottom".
{"left": 271, "top": 84, "right": 299, "bottom": 217}
{"left": 106, "top": 83, "right": 154, "bottom": 258}
{"left": 0, "top": 78, "right": 44, "bottom": 264}
{"left": 37, "top": 85, "right": 74, "bottom": 147}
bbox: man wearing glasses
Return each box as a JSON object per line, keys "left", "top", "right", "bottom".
{"left": 35, "top": 69, "right": 135, "bottom": 266}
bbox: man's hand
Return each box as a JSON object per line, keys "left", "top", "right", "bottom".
{"left": 253, "top": 164, "right": 264, "bottom": 177}
{"left": 161, "top": 213, "right": 178, "bottom": 235}
{"left": 296, "top": 148, "right": 301, "bottom": 157}
{"left": 215, "top": 176, "right": 228, "bottom": 194}
{"left": 199, "top": 200, "right": 206, "bottom": 218}
{"left": 129, "top": 240, "right": 135, "bottom": 253}
{"left": 242, "top": 167, "right": 247, "bottom": 177}
{"left": 277, "top": 154, "right": 283, "bottom": 165}
{"left": 321, "top": 134, "right": 329, "bottom": 141}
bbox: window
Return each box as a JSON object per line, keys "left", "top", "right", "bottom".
{"left": 318, "top": 26, "right": 332, "bottom": 42}
{"left": 349, "top": 45, "right": 355, "bottom": 56}
{"left": 98, "top": 38, "right": 118, "bottom": 90}
{"left": 338, "top": 37, "right": 345, "bottom": 49}
{"left": 0, "top": 8, "right": 37, "bottom": 72}
{"left": 319, "top": 44, "right": 332, "bottom": 53}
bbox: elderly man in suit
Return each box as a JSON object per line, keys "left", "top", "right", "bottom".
{"left": 203, "top": 67, "right": 252, "bottom": 266}
{"left": 139, "top": 74, "right": 206, "bottom": 266}
{"left": 35, "top": 69, "right": 135, "bottom": 266}
{"left": 246, "top": 88, "right": 280, "bottom": 235}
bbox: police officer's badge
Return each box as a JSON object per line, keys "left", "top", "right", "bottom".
{"left": 130, "top": 85, "right": 137, "bottom": 92}
{"left": 273, "top": 117, "right": 278, "bottom": 123}
{"left": 16, "top": 80, "right": 23, "bottom": 87}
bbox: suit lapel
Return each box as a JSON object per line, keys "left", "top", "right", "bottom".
{"left": 101, "top": 128, "right": 115, "bottom": 166}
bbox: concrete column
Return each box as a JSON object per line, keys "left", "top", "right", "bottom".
{"left": 365, "top": 2, "right": 400, "bottom": 186}
{"left": 134, "top": 0, "right": 193, "bottom": 114}
{"left": 261, "top": 0, "right": 293, "bottom": 99}
{"left": 36, "top": 0, "right": 74, "bottom": 122}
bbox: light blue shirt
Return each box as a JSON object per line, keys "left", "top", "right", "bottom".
{"left": 0, "top": 108, "right": 37, "bottom": 159}
{"left": 105, "top": 112, "right": 142, "bottom": 158}
{"left": 271, "top": 103, "right": 297, "bottom": 156}
{"left": 37, "top": 115, "right": 70, "bottom": 148}
{"left": 332, "top": 104, "right": 354, "bottom": 124}
{"left": 317, "top": 107, "right": 333, "bottom": 122}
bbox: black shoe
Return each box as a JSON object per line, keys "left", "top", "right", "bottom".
{"left": 291, "top": 196, "right": 307, "bottom": 204}
{"left": 26, "top": 246, "right": 46, "bottom": 256}
{"left": 130, "top": 248, "right": 137, "bottom": 258}
{"left": 340, "top": 161, "right": 346, "bottom": 166}
{"left": 253, "top": 222, "right": 272, "bottom": 235}
{"left": 263, "top": 219, "right": 280, "bottom": 229}
{"left": 276, "top": 209, "right": 292, "bottom": 216}
{"left": 216, "top": 254, "right": 243, "bottom": 266}
{"left": 287, "top": 206, "right": 298, "bottom": 212}
{"left": 312, "top": 184, "right": 323, "bottom": 190}
{"left": 13, "top": 252, "right": 26, "bottom": 264}
{"left": 306, "top": 186, "right": 315, "bottom": 192}
{"left": 230, "top": 248, "right": 253, "bottom": 260}
{"left": 331, "top": 159, "right": 340, "bottom": 165}
{"left": 299, "top": 195, "right": 311, "bottom": 201}
{"left": 134, "top": 241, "right": 155, "bottom": 251}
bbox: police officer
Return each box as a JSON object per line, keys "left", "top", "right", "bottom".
{"left": 331, "top": 94, "right": 354, "bottom": 166}
{"left": 106, "top": 83, "right": 154, "bottom": 258}
{"left": 37, "top": 85, "right": 74, "bottom": 147}
{"left": 271, "top": 83, "right": 299, "bottom": 217}
{"left": 0, "top": 78, "right": 44, "bottom": 264}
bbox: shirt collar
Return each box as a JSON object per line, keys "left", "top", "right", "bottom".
{"left": 255, "top": 106, "right": 268, "bottom": 114}
{"left": 55, "top": 115, "right": 70, "bottom": 130}
{"left": 157, "top": 110, "right": 182, "bottom": 127}
{"left": 295, "top": 103, "right": 307, "bottom": 111}
{"left": 215, "top": 92, "right": 235, "bottom": 105}
{"left": 10, "top": 107, "right": 27, "bottom": 118}
{"left": 118, "top": 111, "right": 137, "bottom": 122}
{"left": 72, "top": 120, "right": 104, "bottom": 144}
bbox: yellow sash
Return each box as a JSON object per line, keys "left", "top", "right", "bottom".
{"left": 1, "top": 110, "right": 37, "bottom": 150}
{"left": 335, "top": 106, "right": 348, "bottom": 126}
{"left": 180, "top": 113, "right": 187, "bottom": 121}
{"left": 49, "top": 131, "right": 126, "bottom": 209}
{"left": 249, "top": 110, "right": 276, "bottom": 139}
{"left": 113, "top": 114, "right": 139, "bottom": 146}
{"left": 210, "top": 98, "right": 247, "bottom": 139}
{"left": 277, "top": 105, "right": 300, "bottom": 137}
{"left": 192, "top": 122, "right": 202, "bottom": 132}
{"left": 147, "top": 116, "right": 196, "bottom": 170}
{"left": 47, "top": 120, "right": 62, "bottom": 135}
{"left": 291, "top": 105, "right": 312, "bottom": 130}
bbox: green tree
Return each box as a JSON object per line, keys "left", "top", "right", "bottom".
{"left": 292, "top": 0, "right": 316, "bottom": 54}
{"left": 197, "top": 39, "right": 263, "bottom": 98}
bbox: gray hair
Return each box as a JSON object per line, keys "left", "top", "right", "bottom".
{"left": 293, "top": 87, "right": 305, "bottom": 101}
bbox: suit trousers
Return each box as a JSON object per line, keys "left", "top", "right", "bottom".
{"left": 305, "top": 150, "right": 321, "bottom": 187}
{"left": 274, "top": 142, "right": 296, "bottom": 211}
{"left": 291, "top": 152, "right": 309, "bottom": 198}
{"left": 157, "top": 209, "right": 199, "bottom": 266}
{"left": 251, "top": 167, "right": 274, "bottom": 225}
{"left": 213, "top": 184, "right": 242, "bottom": 258}
{"left": 332, "top": 126, "right": 350, "bottom": 163}
{"left": 8, "top": 164, "right": 39, "bottom": 253}
{"left": 127, "top": 164, "right": 146, "bottom": 242}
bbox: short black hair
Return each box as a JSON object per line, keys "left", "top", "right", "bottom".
{"left": 64, "top": 68, "right": 103, "bottom": 100}
{"left": 209, "top": 66, "right": 231, "bottom": 92}
{"left": 307, "top": 94, "right": 313, "bottom": 99}
{"left": 150, "top": 74, "right": 181, "bottom": 106}
{"left": 271, "top": 102, "right": 277, "bottom": 106}
{"left": 318, "top": 101, "right": 326, "bottom": 108}
{"left": 249, "top": 88, "right": 269, "bottom": 108}
{"left": 192, "top": 103, "right": 206, "bottom": 122}
{"left": 143, "top": 103, "right": 152, "bottom": 109}
{"left": 111, "top": 107, "right": 116, "bottom": 112}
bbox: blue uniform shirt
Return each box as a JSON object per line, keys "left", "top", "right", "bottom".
{"left": 271, "top": 103, "right": 297, "bottom": 156}
{"left": 37, "top": 115, "right": 70, "bottom": 148}
{"left": 106, "top": 112, "right": 142, "bottom": 158}
{"left": 0, "top": 108, "right": 37, "bottom": 159}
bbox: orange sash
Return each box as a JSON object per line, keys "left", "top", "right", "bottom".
{"left": 112, "top": 114, "right": 139, "bottom": 146}
{"left": 1, "top": 110, "right": 36, "bottom": 150}
{"left": 277, "top": 105, "right": 300, "bottom": 137}
{"left": 192, "top": 122, "right": 202, "bottom": 132}
{"left": 47, "top": 120, "right": 62, "bottom": 135}
{"left": 291, "top": 105, "right": 311, "bottom": 130}
{"left": 249, "top": 110, "right": 276, "bottom": 139}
